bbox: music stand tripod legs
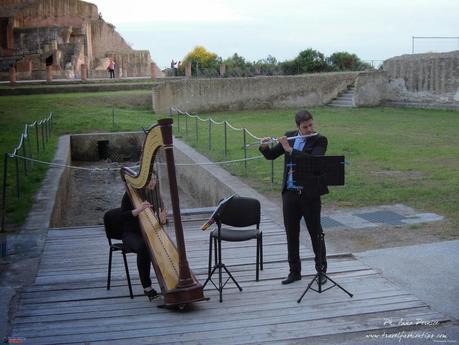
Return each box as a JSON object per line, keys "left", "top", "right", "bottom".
{"left": 297, "top": 231, "right": 353, "bottom": 303}
{"left": 203, "top": 235, "right": 243, "bottom": 302}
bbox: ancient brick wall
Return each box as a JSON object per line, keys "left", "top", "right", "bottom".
{"left": 2, "top": 0, "right": 98, "bottom": 28}
{"left": 90, "top": 20, "right": 133, "bottom": 57}
{"left": 152, "top": 73, "right": 358, "bottom": 113}
{"left": 1, "top": 0, "right": 155, "bottom": 80}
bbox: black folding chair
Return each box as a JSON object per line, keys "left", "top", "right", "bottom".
{"left": 203, "top": 196, "right": 263, "bottom": 302}
{"left": 103, "top": 208, "right": 134, "bottom": 299}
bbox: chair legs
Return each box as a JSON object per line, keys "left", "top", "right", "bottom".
{"left": 122, "top": 251, "right": 134, "bottom": 299}
{"left": 260, "top": 232, "right": 263, "bottom": 271}
{"left": 256, "top": 232, "right": 264, "bottom": 281}
{"left": 203, "top": 235, "right": 243, "bottom": 302}
{"left": 107, "top": 247, "right": 134, "bottom": 299}
{"left": 107, "top": 248, "right": 113, "bottom": 290}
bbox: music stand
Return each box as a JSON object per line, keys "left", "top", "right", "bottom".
{"left": 202, "top": 195, "right": 243, "bottom": 302}
{"left": 291, "top": 156, "right": 353, "bottom": 303}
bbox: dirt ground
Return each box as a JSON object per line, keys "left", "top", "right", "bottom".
{"left": 61, "top": 161, "right": 200, "bottom": 227}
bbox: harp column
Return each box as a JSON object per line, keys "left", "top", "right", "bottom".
{"left": 159, "top": 119, "right": 194, "bottom": 287}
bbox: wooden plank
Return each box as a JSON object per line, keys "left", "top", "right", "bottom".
{"left": 9, "top": 219, "right": 449, "bottom": 345}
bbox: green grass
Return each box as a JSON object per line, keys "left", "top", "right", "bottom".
{"left": 0, "top": 90, "right": 159, "bottom": 229}
{"left": 174, "top": 107, "right": 459, "bottom": 229}
{"left": 1, "top": 91, "right": 458, "bottom": 234}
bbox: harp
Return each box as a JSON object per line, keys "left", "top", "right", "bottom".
{"left": 120, "top": 118, "right": 206, "bottom": 307}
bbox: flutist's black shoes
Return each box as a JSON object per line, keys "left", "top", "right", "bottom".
{"left": 318, "top": 274, "right": 327, "bottom": 285}
{"left": 282, "top": 273, "right": 302, "bottom": 284}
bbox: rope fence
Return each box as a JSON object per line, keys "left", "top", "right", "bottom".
{"left": 1, "top": 113, "right": 53, "bottom": 232}
{"left": 169, "top": 106, "right": 276, "bottom": 187}
{"left": 1, "top": 108, "right": 274, "bottom": 235}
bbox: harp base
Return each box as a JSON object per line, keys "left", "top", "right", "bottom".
{"left": 159, "top": 281, "right": 208, "bottom": 308}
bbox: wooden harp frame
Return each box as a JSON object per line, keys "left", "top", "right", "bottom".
{"left": 120, "top": 118, "right": 206, "bottom": 307}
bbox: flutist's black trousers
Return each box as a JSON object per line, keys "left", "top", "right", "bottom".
{"left": 282, "top": 191, "right": 327, "bottom": 275}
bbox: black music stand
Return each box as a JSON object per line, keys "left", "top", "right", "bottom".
{"left": 291, "top": 156, "right": 354, "bottom": 303}
{"left": 202, "top": 195, "right": 243, "bottom": 302}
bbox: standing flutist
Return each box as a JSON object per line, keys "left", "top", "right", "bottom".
{"left": 259, "top": 110, "right": 328, "bottom": 285}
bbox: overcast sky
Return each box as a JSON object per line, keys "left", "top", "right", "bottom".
{"left": 90, "top": 0, "right": 459, "bottom": 68}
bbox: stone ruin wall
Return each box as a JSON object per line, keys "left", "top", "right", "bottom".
{"left": 152, "top": 72, "right": 358, "bottom": 114}
{"left": 383, "top": 51, "right": 459, "bottom": 104}
{"left": 89, "top": 20, "right": 152, "bottom": 78}
{"left": 154, "top": 51, "right": 458, "bottom": 114}
{"left": 1, "top": 0, "right": 99, "bottom": 27}
{"left": 0, "top": 0, "right": 154, "bottom": 80}
{"left": 354, "top": 51, "right": 459, "bottom": 108}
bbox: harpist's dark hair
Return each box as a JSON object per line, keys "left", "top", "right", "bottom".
{"left": 295, "top": 110, "right": 313, "bottom": 126}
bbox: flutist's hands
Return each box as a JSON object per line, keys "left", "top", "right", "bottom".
{"left": 278, "top": 136, "right": 292, "bottom": 153}
{"left": 259, "top": 137, "right": 272, "bottom": 149}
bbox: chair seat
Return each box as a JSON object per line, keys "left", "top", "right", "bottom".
{"left": 211, "top": 227, "right": 260, "bottom": 242}
{"left": 110, "top": 242, "right": 133, "bottom": 253}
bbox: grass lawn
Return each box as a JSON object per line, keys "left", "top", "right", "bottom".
{"left": 174, "top": 107, "right": 459, "bottom": 234}
{"left": 1, "top": 91, "right": 458, "bottom": 236}
{"left": 0, "top": 90, "right": 154, "bottom": 228}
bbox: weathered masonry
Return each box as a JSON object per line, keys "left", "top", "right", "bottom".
{"left": 0, "top": 0, "right": 160, "bottom": 80}
{"left": 152, "top": 51, "right": 459, "bottom": 113}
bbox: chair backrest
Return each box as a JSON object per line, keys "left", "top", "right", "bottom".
{"left": 218, "top": 196, "right": 260, "bottom": 228}
{"left": 103, "top": 208, "right": 125, "bottom": 241}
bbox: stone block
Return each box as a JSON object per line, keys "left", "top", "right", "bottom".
{"left": 185, "top": 62, "right": 192, "bottom": 77}
{"left": 46, "top": 65, "right": 53, "bottom": 82}
{"left": 219, "top": 64, "right": 226, "bottom": 76}
{"left": 9, "top": 67, "right": 16, "bottom": 83}
{"left": 80, "top": 64, "right": 88, "bottom": 80}
{"left": 16, "top": 60, "right": 32, "bottom": 73}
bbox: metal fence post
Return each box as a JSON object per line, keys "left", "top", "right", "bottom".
{"left": 185, "top": 115, "right": 188, "bottom": 137}
{"left": 41, "top": 123, "right": 45, "bottom": 151}
{"left": 177, "top": 111, "right": 180, "bottom": 133}
{"left": 224, "top": 121, "right": 228, "bottom": 159}
{"left": 22, "top": 144, "right": 27, "bottom": 177}
{"left": 35, "top": 125, "right": 40, "bottom": 155}
{"left": 14, "top": 156, "right": 20, "bottom": 198}
{"left": 1, "top": 153, "right": 8, "bottom": 232}
{"left": 243, "top": 128, "right": 247, "bottom": 176}
{"left": 44, "top": 121, "right": 48, "bottom": 143}
{"left": 270, "top": 142, "right": 274, "bottom": 189}
{"left": 208, "top": 119, "right": 212, "bottom": 151}
{"left": 195, "top": 117, "right": 198, "bottom": 144}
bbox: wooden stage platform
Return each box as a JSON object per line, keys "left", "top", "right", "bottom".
{"left": 10, "top": 215, "right": 448, "bottom": 344}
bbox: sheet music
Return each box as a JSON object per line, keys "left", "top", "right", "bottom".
{"left": 201, "top": 194, "right": 236, "bottom": 230}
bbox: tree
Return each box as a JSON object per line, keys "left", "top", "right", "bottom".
{"left": 281, "top": 49, "right": 328, "bottom": 75}
{"left": 255, "top": 55, "right": 281, "bottom": 75}
{"left": 181, "top": 46, "right": 220, "bottom": 75}
{"left": 328, "top": 51, "right": 373, "bottom": 71}
{"left": 223, "top": 53, "right": 249, "bottom": 68}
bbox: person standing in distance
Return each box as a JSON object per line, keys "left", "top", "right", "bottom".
{"left": 259, "top": 110, "right": 328, "bottom": 285}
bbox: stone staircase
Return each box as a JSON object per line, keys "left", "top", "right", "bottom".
{"left": 328, "top": 87, "right": 355, "bottom": 107}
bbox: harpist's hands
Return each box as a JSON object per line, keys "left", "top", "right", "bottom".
{"left": 132, "top": 201, "right": 152, "bottom": 217}
{"left": 159, "top": 208, "right": 168, "bottom": 225}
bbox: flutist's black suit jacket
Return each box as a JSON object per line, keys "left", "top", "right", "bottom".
{"left": 259, "top": 130, "right": 329, "bottom": 197}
